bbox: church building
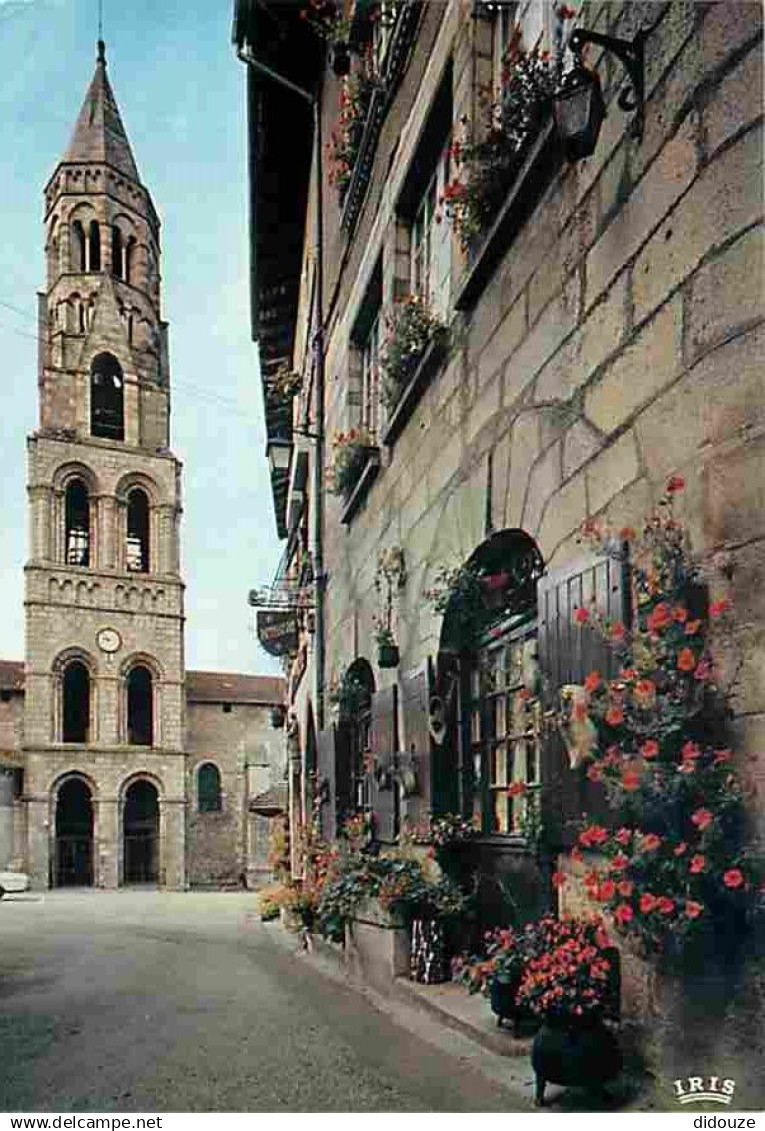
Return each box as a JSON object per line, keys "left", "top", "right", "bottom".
{"left": 0, "top": 42, "right": 285, "bottom": 891}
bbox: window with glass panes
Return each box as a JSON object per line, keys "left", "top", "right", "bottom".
{"left": 409, "top": 148, "right": 451, "bottom": 317}
{"left": 351, "top": 699, "right": 373, "bottom": 814}
{"left": 467, "top": 621, "right": 542, "bottom": 834}
{"left": 360, "top": 311, "right": 380, "bottom": 436}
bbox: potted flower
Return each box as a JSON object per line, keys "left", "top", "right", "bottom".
{"left": 373, "top": 546, "right": 405, "bottom": 667}
{"left": 328, "top": 427, "right": 377, "bottom": 501}
{"left": 441, "top": 23, "right": 569, "bottom": 257}
{"left": 380, "top": 294, "right": 447, "bottom": 415}
{"left": 374, "top": 622, "right": 399, "bottom": 668}
{"left": 453, "top": 923, "right": 538, "bottom": 1034}
{"left": 514, "top": 915, "right": 622, "bottom": 1106}
{"left": 563, "top": 478, "right": 763, "bottom": 960}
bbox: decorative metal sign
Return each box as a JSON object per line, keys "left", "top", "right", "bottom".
{"left": 256, "top": 610, "right": 298, "bottom": 658}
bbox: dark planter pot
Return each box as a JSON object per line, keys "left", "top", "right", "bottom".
{"left": 331, "top": 41, "right": 351, "bottom": 76}
{"left": 377, "top": 642, "right": 400, "bottom": 668}
{"left": 489, "top": 976, "right": 536, "bottom": 1036}
{"left": 531, "top": 1016, "right": 623, "bottom": 1107}
{"left": 270, "top": 707, "right": 286, "bottom": 729}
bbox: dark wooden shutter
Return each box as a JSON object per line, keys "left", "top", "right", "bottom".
{"left": 317, "top": 726, "right": 337, "bottom": 842}
{"left": 537, "top": 550, "right": 631, "bottom": 847}
{"left": 317, "top": 724, "right": 353, "bottom": 842}
{"left": 400, "top": 665, "right": 432, "bottom": 809}
{"left": 370, "top": 685, "right": 398, "bottom": 843}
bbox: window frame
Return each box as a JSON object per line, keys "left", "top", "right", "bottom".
{"left": 197, "top": 762, "right": 223, "bottom": 814}
{"left": 467, "top": 616, "right": 541, "bottom": 836}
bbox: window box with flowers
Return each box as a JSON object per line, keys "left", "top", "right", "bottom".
{"left": 328, "top": 66, "right": 381, "bottom": 208}
{"left": 447, "top": 8, "right": 577, "bottom": 312}
{"left": 329, "top": 428, "right": 381, "bottom": 525}
{"left": 379, "top": 295, "right": 448, "bottom": 448}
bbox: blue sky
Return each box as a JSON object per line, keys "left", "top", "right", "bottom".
{"left": 0, "top": 0, "right": 282, "bottom": 674}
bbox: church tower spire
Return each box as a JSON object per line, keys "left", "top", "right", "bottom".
{"left": 24, "top": 47, "right": 187, "bottom": 891}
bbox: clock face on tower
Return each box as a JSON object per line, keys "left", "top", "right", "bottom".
{"left": 96, "top": 627, "right": 122, "bottom": 654}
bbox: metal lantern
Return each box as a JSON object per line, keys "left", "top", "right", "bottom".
{"left": 553, "top": 60, "right": 606, "bottom": 162}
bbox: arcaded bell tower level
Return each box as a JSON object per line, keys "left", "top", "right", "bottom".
{"left": 23, "top": 41, "right": 187, "bottom": 890}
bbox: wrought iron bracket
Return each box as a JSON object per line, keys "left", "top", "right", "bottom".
{"left": 568, "top": 28, "right": 645, "bottom": 141}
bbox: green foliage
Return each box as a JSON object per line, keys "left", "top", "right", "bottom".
{"left": 379, "top": 295, "right": 446, "bottom": 412}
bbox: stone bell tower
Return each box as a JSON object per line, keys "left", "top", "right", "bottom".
{"left": 23, "top": 41, "right": 187, "bottom": 890}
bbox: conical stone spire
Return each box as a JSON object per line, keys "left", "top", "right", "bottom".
{"left": 63, "top": 41, "right": 140, "bottom": 181}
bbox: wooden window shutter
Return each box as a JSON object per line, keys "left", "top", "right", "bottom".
{"left": 317, "top": 724, "right": 353, "bottom": 842}
{"left": 400, "top": 665, "right": 433, "bottom": 808}
{"left": 317, "top": 726, "right": 337, "bottom": 842}
{"left": 536, "top": 550, "right": 631, "bottom": 847}
{"left": 369, "top": 685, "right": 399, "bottom": 843}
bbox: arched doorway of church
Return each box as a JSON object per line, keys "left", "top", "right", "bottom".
{"left": 55, "top": 778, "right": 94, "bottom": 887}
{"left": 123, "top": 780, "right": 159, "bottom": 885}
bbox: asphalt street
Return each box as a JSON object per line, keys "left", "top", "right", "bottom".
{"left": 0, "top": 891, "right": 531, "bottom": 1113}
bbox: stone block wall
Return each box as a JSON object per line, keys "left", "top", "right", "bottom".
{"left": 291, "top": 0, "right": 764, "bottom": 1096}
{"left": 186, "top": 700, "right": 285, "bottom": 887}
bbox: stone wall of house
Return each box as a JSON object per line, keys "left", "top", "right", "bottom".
{"left": 185, "top": 700, "right": 284, "bottom": 887}
{"left": 303, "top": 0, "right": 764, "bottom": 1095}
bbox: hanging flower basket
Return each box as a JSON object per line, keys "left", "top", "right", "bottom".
{"left": 377, "top": 642, "right": 400, "bottom": 668}
{"left": 270, "top": 705, "right": 287, "bottom": 730}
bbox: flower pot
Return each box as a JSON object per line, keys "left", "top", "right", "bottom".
{"left": 531, "top": 1016, "right": 623, "bottom": 1106}
{"left": 377, "top": 642, "right": 399, "bottom": 668}
{"left": 331, "top": 41, "right": 351, "bottom": 77}
{"left": 489, "top": 978, "right": 519, "bottom": 1025}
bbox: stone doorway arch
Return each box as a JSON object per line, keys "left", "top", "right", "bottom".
{"left": 54, "top": 777, "right": 94, "bottom": 887}
{"left": 123, "top": 779, "right": 160, "bottom": 884}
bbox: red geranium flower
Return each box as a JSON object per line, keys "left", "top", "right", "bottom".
{"left": 639, "top": 892, "right": 658, "bottom": 913}
{"left": 551, "top": 871, "right": 566, "bottom": 888}
{"left": 685, "top": 619, "right": 702, "bottom": 635}
{"left": 620, "top": 668, "right": 638, "bottom": 681}
{"left": 598, "top": 879, "right": 616, "bottom": 901}
{"left": 609, "top": 853, "right": 629, "bottom": 872}
{"left": 615, "top": 827, "right": 632, "bottom": 846}
{"left": 647, "top": 604, "right": 671, "bottom": 633}
{"left": 614, "top": 903, "right": 634, "bottom": 924}
{"left": 723, "top": 869, "right": 744, "bottom": 889}
{"left": 640, "top": 739, "right": 659, "bottom": 760}
{"left": 681, "top": 741, "right": 701, "bottom": 761}
{"left": 621, "top": 769, "right": 641, "bottom": 792}
{"left": 634, "top": 679, "right": 657, "bottom": 703}
{"left": 674, "top": 842, "right": 688, "bottom": 856}
{"left": 710, "top": 598, "right": 732, "bottom": 619}
{"left": 610, "top": 622, "right": 627, "bottom": 642}
{"left": 685, "top": 900, "right": 704, "bottom": 919}
{"left": 666, "top": 475, "right": 685, "bottom": 493}
{"left": 605, "top": 706, "right": 624, "bottom": 727}
{"left": 677, "top": 648, "right": 697, "bottom": 672}
{"left": 584, "top": 670, "right": 602, "bottom": 693}
{"left": 507, "top": 781, "right": 527, "bottom": 797}
{"left": 617, "top": 880, "right": 634, "bottom": 897}
{"left": 657, "top": 896, "right": 675, "bottom": 915}
{"left": 642, "top": 833, "right": 661, "bottom": 852}
{"left": 690, "top": 854, "right": 706, "bottom": 874}
{"left": 579, "top": 824, "right": 609, "bottom": 848}
{"left": 672, "top": 606, "right": 689, "bottom": 623}
{"left": 691, "top": 808, "right": 714, "bottom": 831}
{"left": 574, "top": 606, "right": 590, "bottom": 626}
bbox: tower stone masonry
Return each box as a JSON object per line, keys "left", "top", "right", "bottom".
{"left": 8, "top": 42, "right": 285, "bottom": 891}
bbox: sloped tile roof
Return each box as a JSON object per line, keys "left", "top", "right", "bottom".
{"left": 63, "top": 42, "right": 140, "bottom": 181}
{"left": 185, "top": 670, "right": 284, "bottom": 705}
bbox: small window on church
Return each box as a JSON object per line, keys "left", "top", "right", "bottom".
{"left": 112, "top": 227, "right": 123, "bottom": 280}
{"left": 126, "top": 488, "right": 150, "bottom": 573}
{"left": 65, "top": 478, "right": 90, "bottom": 566}
{"left": 72, "top": 221, "right": 87, "bottom": 272}
{"left": 62, "top": 660, "right": 90, "bottom": 743}
{"left": 125, "top": 237, "right": 136, "bottom": 285}
{"left": 198, "top": 763, "right": 222, "bottom": 813}
{"left": 127, "top": 665, "right": 153, "bottom": 746}
{"left": 88, "top": 220, "right": 101, "bottom": 273}
{"left": 91, "top": 352, "right": 124, "bottom": 441}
